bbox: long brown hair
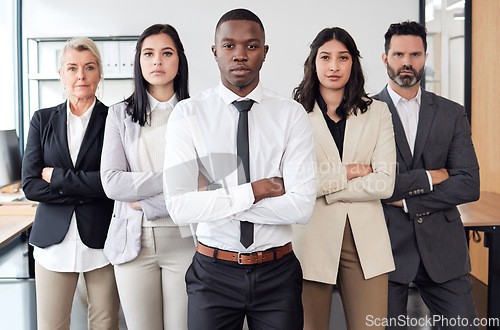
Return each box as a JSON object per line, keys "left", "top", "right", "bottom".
{"left": 293, "top": 27, "right": 372, "bottom": 115}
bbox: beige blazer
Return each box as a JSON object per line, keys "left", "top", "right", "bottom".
{"left": 293, "top": 100, "right": 396, "bottom": 285}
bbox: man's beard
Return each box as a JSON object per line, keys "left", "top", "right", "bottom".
{"left": 387, "top": 62, "right": 424, "bottom": 87}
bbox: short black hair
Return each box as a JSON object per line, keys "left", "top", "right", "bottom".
{"left": 215, "top": 8, "right": 265, "bottom": 33}
{"left": 384, "top": 20, "right": 427, "bottom": 53}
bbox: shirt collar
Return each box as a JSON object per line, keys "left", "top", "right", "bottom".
{"left": 146, "top": 91, "right": 178, "bottom": 114}
{"left": 386, "top": 84, "right": 421, "bottom": 107}
{"left": 316, "top": 93, "right": 345, "bottom": 119}
{"left": 218, "top": 82, "right": 263, "bottom": 106}
{"left": 66, "top": 98, "right": 96, "bottom": 123}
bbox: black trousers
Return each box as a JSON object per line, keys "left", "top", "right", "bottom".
{"left": 387, "top": 262, "right": 478, "bottom": 330}
{"left": 185, "top": 249, "right": 303, "bottom": 330}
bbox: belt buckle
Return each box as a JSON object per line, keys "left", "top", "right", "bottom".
{"left": 237, "top": 252, "right": 252, "bottom": 265}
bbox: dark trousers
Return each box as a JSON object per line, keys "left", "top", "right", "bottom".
{"left": 186, "top": 249, "right": 303, "bottom": 330}
{"left": 387, "top": 262, "right": 478, "bottom": 330}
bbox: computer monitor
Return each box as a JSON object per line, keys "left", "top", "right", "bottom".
{"left": 0, "top": 129, "right": 23, "bottom": 189}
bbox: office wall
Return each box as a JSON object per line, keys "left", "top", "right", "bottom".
{"left": 467, "top": 0, "right": 500, "bottom": 285}
{"left": 23, "top": 0, "right": 419, "bottom": 99}
{"left": 471, "top": 0, "right": 500, "bottom": 194}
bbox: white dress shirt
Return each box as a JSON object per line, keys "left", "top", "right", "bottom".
{"left": 386, "top": 85, "right": 433, "bottom": 212}
{"left": 164, "top": 82, "right": 317, "bottom": 252}
{"left": 34, "top": 98, "right": 109, "bottom": 272}
{"left": 387, "top": 85, "right": 421, "bottom": 155}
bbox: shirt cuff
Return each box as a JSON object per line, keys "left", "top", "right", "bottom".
{"left": 227, "top": 182, "right": 255, "bottom": 213}
{"left": 426, "top": 170, "right": 433, "bottom": 191}
{"left": 402, "top": 199, "right": 409, "bottom": 213}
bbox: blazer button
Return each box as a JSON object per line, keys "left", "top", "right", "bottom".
{"left": 409, "top": 191, "right": 413, "bottom": 196}
{"left": 417, "top": 218, "right": 423, "bottom": 224}
{"left": 59, "top": 189, "right": 64, "bottom": 195}
{"left": 79, "top": 200, "right": 84, "bottom": 204}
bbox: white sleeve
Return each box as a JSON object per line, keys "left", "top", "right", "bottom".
{"left": 235, "top": 108, "right": 317, "bottom": 225}
{"left": 163, "top": 107, "right": 255, "bottom": 225}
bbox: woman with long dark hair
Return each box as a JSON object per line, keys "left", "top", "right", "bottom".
{"left": 100, "top": 24, "right": 193, "bottom": 330}
{"left": 293, "top": 27, "right": 396, "bottom": 329}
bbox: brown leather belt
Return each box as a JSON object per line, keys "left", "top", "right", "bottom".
{"left": 196, "top": 242, "right": 293, "bottom": 265}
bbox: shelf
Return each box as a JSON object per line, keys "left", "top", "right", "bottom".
{"left": 28, "top": 73, "right": 133, "bottom": 81}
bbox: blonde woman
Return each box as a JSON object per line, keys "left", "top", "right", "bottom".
{"left": 22, "top": 37, "right": 119, "bottom": 330}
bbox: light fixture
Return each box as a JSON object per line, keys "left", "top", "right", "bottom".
{"left": 446, "top": 0, "right": 465, "bottom": 11}
{"left": 426, "top": 2, "right": 435, "bottom": 22}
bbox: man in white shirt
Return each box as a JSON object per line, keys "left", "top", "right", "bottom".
{"left": 163, "top": 8, "right": 317, "bottom": 330}
{"left": 374, "top": 21, "right": 480, "bottom": 329}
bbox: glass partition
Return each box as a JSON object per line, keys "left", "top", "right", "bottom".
{"left": 425, "top": 0, "right": 467, "bottom": 107}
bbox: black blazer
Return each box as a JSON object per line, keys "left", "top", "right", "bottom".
{"left": 374, "top": 87, "right": 480, "bottom": 284}
{"left": 22, "top": 100, "right": 114, "bottom": 249}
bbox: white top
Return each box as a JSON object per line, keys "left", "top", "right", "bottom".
{"left": 34, "top": 98, "right": 110, "bottom": 272}
{"left": 164, "top": 82, "right": 317, "bottom": 252}
{"left": 387, "top": 85, "right": 421, "bottom": 155}
{"left": 139, "top": 92, "right": 177, "bottom": 227}
{"left": 386, "top": 85, "right": 433, "bottom": 212}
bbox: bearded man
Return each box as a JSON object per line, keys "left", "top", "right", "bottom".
{"left": 374, "top": 20, "right": 480, "bottom": 330}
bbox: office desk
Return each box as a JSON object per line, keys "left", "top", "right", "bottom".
{"left": 459, "top": 191, "right": 500, "bottom": 327}
{"left": 0, "top": 203, "right": 36, "bottom": 280}
{"left": 0, "top": 203, "right": 36, "bottom": 247}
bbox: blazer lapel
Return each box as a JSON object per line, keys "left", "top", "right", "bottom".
{"left": 412, "top": 90, "right": 435, "bottom": 167}
{"left": 75, "top": 100, "right": 107, "bottom": 168}
{"left": 343, "top": 108, "right": 367, "bottom": 164}
{"left": 51, "top": 102, "right": 74, "bottom": 169}
{"left": 123, "top": 108, "right": 142, "bottom": 172}
{"left": 308, "top": 103, "right": 341, "bottom": 165}
{"left": 379, "top": 87, "right": 413, "bottom": 169}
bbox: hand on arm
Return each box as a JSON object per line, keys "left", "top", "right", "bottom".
{"left": 41, "top": 167, "right": 53, "bottom": 183}
{"left": 345, "top": 164, "right": 373, "bottom": 180}
{"left": 197, "top": 172, "right": 210, "bottom": 191}
{"left": 101, "top": 108, "right": 164, "bottom": 202}
{"left": 385, "top": 170, "right": 448, "bottom": 209}
{"left": 128, "top": 201, "right": 142, "bottom": 210}
{"left": 401, "top": 107, "right": 480, "bottom": 217}
{"left": 325, "top": 104, "right": 396, "bottom": 203}
{"left": 388, "top": 200, "right": 404, "bottom": 207}
{"left": 22, "top": 112, "right": 92, "bottom": 204}
{"left": 251, "top": 177, "right": 285, "bottom": 203}
{"left": 428, "top": 168, "right": 449, "bottom": 185}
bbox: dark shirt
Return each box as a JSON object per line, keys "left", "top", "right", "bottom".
{"left": 317, "top": 94, "right": 346, "bottom": 160}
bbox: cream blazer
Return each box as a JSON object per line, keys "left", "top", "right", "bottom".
{"left": 293, "top": 100, "right": 396, "bottom": 284}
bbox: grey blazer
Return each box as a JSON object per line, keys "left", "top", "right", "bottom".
{"left": 374, "top": 86, "right": 480, "bottom": 284}
{"left": 100, "top": 101, "right": 168, "bottom": 264}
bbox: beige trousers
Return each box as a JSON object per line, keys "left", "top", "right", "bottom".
{"left": 114, "top": 226, "right": 195, "bottom": 330}
{"left": 35, "top": 262, "right": 119, "bottom": 330}
{"left": 302, "top": 220, "right": 389, "bottom": 330}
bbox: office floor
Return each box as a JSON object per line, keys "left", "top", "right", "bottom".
{"left": 0, "top": 236, "right": 489, "bottom": 330}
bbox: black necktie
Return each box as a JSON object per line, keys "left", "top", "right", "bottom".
{"left": 234, "top": 100, "right": 255, "bottom": 248}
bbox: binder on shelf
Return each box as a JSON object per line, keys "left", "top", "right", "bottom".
{"left": 100, "top": 41, "right": 120, "bottom": 76}
{"left": 119, "top": 41, "right": 135, "bottom": 77}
